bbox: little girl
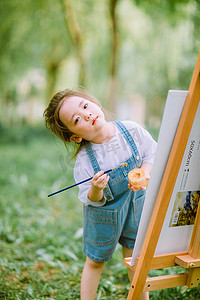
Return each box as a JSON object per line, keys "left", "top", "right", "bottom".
{"left": 44, "top": 89, "right": 157, "bottom": 300}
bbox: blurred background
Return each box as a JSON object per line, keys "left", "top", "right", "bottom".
{"left": 0, "top": 0, "right": 200, "bottom": 299}
{"left": 1, "top": 0, "right": 200, "bottom": 129}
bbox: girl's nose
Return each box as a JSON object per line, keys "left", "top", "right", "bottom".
{"left": 85, "top": 113, "right": 92, "bottom": 121}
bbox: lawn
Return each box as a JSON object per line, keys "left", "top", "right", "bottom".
{"left": 0, "top": 125, "right": 199, "bottom": 299}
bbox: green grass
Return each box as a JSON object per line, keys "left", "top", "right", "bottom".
{"left": 0, "top": 125, "right": 199, "bottom": 299}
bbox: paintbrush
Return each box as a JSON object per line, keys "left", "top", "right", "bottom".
{"left": 48, "top": 163, "right": 127, "bottom": 197}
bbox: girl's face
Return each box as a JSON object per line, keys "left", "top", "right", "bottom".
{"left": 59, "top": 96, "right": 106, "bottom": 143}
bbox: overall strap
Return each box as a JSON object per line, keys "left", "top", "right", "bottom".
{"left": 85, "top": 142, "right": 114, "bottom": 201}
{"left": 85, "top": 142, "right": 101, "bottom": 174}
{"left": 114, "top": 120, "right": 142, "bottom": 168}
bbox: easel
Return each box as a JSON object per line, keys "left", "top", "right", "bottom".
{"left": 124, "top": 53, "right": 200, "bottom": 299}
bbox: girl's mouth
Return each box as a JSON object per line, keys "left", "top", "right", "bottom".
{"left": 92, "top": 116, "right": 98, "bottom": 125}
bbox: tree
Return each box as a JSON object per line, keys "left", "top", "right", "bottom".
{"left": 0, "top": 0, "right": 73, "bottom": 123}
{"left": 60, "top": 0, "right": 87, "bottom": 88}
{"left": 0, "top": 0, "right": 199, "bottom": 125}
{"left": 107, "top": 0, "right": 120, "bottom": 111}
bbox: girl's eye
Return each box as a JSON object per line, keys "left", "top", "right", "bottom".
{"left": 75, "top": 117, "right": 80, "bottom": 124}
{"left": 84, "top": 103, "right": 88, "bottom": 109}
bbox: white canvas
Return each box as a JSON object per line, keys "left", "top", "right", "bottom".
{"left": 131, "top": 90, "right": 200, "bottom": 265}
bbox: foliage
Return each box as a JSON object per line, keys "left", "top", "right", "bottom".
{"left": 118, "top": 0, "right": 199, "bottom": 117}
{"left": 0, "top": 0, "right": 72, "bottom": 103}
{"left": 0, "top": 125, "right": 200, "bottom": 299}
{"left": 0, "top": 0, "right": 200, "bottom": 128}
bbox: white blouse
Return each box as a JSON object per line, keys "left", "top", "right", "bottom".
{"left": 74, "top": 120, "right": 157, "bottom": 206}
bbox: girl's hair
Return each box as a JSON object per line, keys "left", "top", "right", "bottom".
{"left": 44, "top": 88, "right": 101, "bottom": 154}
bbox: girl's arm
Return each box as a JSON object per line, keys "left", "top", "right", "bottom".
{"left": 140, "top": 162, "right": 152, "bottom": 175}
{"left": 88, "top": 163, "right": 152, "bottom": 200}
{"left": 88, "top": 171, "right": 109, "bottom": 202}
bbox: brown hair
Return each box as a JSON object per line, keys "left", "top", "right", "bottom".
{"left": 44, "top": 88, "right": 101, "bottom": 153}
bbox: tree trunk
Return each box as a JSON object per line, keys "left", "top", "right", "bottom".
{"left": 46, "top": 60, "right": 60, "bottom": 102}
{"left": 61, "top": 0, "right": 87, "bottom": 87}
{"left": 107, "top": 0, "right": 120, "bottom": 112}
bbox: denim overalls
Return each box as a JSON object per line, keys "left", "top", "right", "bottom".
{"left": 83, "top": 121, "right": 146, "bottom": 262}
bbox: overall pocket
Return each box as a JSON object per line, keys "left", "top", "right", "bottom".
{"left": 84, "top": 206, "right": 118, "bottom": 246}
{"left": 133, "top": 192, "right": 145, "bottom": 227}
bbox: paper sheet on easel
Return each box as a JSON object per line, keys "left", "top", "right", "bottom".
{"left": 131, "top": 90, "right": 200, "bottom": 266}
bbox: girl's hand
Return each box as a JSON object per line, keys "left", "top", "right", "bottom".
{"left": 88, "top": 171, "right": 110, "bottom": 202}
{"left": 128, "top": 172, "right": 150, "bottom": 192}
{"left": 91, "top": 170, "right": 110, "bottom": 191}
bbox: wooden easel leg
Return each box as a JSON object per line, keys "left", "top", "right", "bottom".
{"left": 186, "top": 267, "right": 200, "bottom": 288}
{"left": 126, "top": 53, "right": 200, "bottom": 299}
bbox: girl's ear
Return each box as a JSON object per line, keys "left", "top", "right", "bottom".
{"left": 70, "top": 134, "right": 82, "bottom": 143}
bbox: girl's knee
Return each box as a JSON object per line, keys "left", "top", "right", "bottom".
{"left": 86, "top": 257, "right": 105, "bottom": 269}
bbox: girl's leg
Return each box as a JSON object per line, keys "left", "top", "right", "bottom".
{"left": 122, "top": 247, "right": 149, "bottom": 300}
{"left": 122, "top": 247, "right": 134, "bottom": 282}
{"left": 81, "top": 256, "right": 105, "bottom": 300}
